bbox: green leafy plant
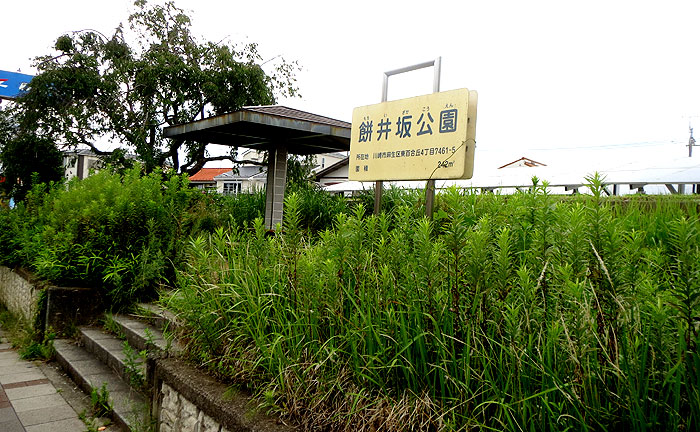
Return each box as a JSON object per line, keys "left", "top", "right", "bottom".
{"left": 0, "top": 306, "right": 55, "bottom": 360}
{"left": 122, "top": 340, "right": 146, "bottom": 390}
{"left": 101, "top": 313, "right": 125, "bottom": 339}
{"left": 90, "top": 383, "right": 113, "bottom": 417}
{"left": 18, "top": 331, "right": 55, "bottom": 361}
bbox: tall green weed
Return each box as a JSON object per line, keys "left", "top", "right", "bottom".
{"left": 167, "top": 186, "right": 700, "bottom": 432}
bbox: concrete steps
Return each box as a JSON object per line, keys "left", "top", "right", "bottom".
{"left": 54, "top": 338, "right": 150, "bottom": 431}
{"left": 53, "top": 309, "right": 178, "bottom": 431}
{"left": 133, "top": 302, "right": 182, "bottom": 337}
{"left": 110, "top": 312, "right": 182, "bottom": 356}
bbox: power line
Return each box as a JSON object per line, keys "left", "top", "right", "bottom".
{"left": 508, "top": 140, "right": 681, "bottom": 152}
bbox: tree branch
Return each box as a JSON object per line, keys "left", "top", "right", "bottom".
{"left": 76, "top": 138, "right": 113, "bottom": 156}
{"left": 181, "top": 155, "right": 266, "bottom": 176}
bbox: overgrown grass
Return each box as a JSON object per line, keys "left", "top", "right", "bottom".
{"left": 166, "top": 179, "right": 700, "bottom": 431}
{"left": 0, "top": 306, "right": 55, "bottom": 360}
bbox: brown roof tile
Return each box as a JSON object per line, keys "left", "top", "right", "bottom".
{"left": 189, "top": 168, "right": 232, "bottom": 181}
{"left": 243, "top": 105, "right": 351, "bottom": 129}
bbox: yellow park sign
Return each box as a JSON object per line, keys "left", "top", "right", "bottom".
{"left": 349, "top": 88, "right": 477, "bottom": 181}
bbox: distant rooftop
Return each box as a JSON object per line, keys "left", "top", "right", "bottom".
{"left": 498, "top": 157, "right": 547, "bottom": 169}
{"left": 189, "top": 168, "right": 232, "bottom": 182}
{"left": 214, "top": 166, "right": 267, "bottom": 180}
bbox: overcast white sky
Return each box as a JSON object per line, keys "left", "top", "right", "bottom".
{"left": 4, "top": 0, "right": 700, "bottom": 169}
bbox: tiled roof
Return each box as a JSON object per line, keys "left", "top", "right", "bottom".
{"left": 242, "top": 105, "right": 351, "bottom": 129}
{"left": 164, "top": 105, "right": 351, "bottom": 155}
{"left": 189, "top": 168, "right": 232, "bottom": 182}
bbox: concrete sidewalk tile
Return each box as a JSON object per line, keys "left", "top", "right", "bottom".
{"left": 25, "top": 417, "right": 86, "bottom": 432}
{"left": 0, "top": 357, "right": 23, "bottom": 367}
{"left": 11, "top": 393, "right": 67, "bottom": 412}
{"left": 5, "top": 383, "right": 57, "bottom": 400}
{"left": 0, "top": 351, "right": 20, "bottom": 360}
{"left": 1, "top": 364, "right": 40, "bottom": 375}
{"left": 4, "top": 378, "right": 50, "bottom": 390}
{"left": 0, "top": 406, "right": 20, "bottom": 423}
{"left": 0, "top": 371, "right": 46, "bottom": 385}
{"left": 18, "top": 403, "right": 77, "bottom": 426}
{"left": 0, "top": 419, "right": 26, "bottom": 432}
{"left": 24, "top": 378, "right": 50, "bottom": 386}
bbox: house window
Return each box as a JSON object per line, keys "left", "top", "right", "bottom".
{"left": 223, "top": 182, "right": 242, "bottom": 195}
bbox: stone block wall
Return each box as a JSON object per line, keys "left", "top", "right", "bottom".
{"left": 0, "top": 266, "right": 40, "bottom": 323}
{"left": 154, "top": 358, "right": 294, "bottom": 432}
{"left": 160, "top": 383, "right": 224, "bottom": 432}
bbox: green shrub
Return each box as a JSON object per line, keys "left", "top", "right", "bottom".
{"left": 2, "top": 166, "right": 199, "bottom": 309}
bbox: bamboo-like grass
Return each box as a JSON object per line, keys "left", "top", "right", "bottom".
{"left": 166, "top": 176, "right": 699, "bottom": 431}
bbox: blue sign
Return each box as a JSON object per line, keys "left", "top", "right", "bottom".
{"left": 0, "top": 70, "right": 34, "bottom": 100}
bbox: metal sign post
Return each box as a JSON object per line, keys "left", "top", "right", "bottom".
{"left": 374, "top": 58, "right": 442, "bottom": 217}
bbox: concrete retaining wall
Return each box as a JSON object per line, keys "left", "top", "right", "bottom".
{"left": 0, "top": 266, "right": 104, "bottom": 334}
{"left": 43, "top": 286, "right": 104, "bottom": 334}
{"left": 0, "top": 266, "right": 41, "bottom": 323}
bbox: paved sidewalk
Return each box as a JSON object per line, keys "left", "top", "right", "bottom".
{"left": 0, "top": 330, "right": 85, "bottom": 432}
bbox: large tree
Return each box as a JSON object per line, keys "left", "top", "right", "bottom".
{"left": 0, "top": 134, "right": 64, "bottom": 202}
{"left": 10, "top": 0, "right": 299, "bottom": 174}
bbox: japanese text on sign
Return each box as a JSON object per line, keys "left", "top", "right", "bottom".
{"left": 349, "top": 88, "right": 477, "bottom": 181}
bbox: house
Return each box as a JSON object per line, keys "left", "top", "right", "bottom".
{"left": 238, "top": 148, "right": 266, "bottom": 164}
{"left": 187, "top": 148, "right": 350, "bottom": 194}
{"left": 314, "top": 152, "right": 347, "bottom": 172}
{"left": 188, "top": 168, "right": 232, "bottom": 191}
{"left": 498, "top": 157, "right": 547, "bottom": 169}
{"left": 213, "top": 166, "right": 267, "bottom": 195}
{"left": 239, "top": 148, "right": 347, "bottom": 173}
{"left": 314, "top": 156, "right": 349, "bottom": 187}
{"left": 63, "top": 149, "right": 141, "bottom": 180}
{"left": 63, "top": 150, "right": 103, "bottom": 180}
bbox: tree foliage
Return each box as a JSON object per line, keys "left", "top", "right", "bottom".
{"left": 9, "top": 0, "right": 299, "bottom": 174}
{"left": 0, "top": 107, "right": 63, "bottom": 202}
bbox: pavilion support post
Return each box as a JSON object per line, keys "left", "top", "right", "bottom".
{"left": 374, "top": 181, "right": 383, "bottom": 215}
{"left": 425, "top": 179, "right": 436, "bottom": 217}
{"left": 265, "top": 145, "right": 288, "bottom": 230}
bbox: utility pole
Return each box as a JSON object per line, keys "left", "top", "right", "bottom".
{"left": 689, "top": 125, "right": 698, "bottom": 157}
